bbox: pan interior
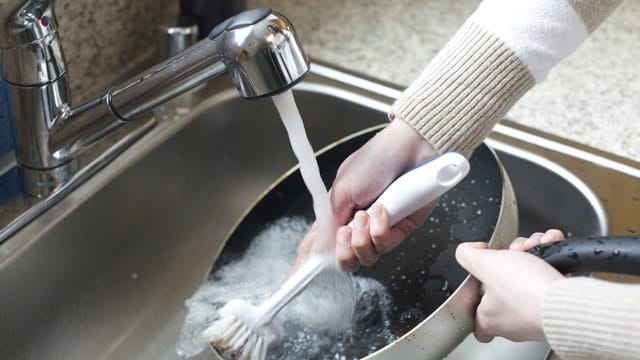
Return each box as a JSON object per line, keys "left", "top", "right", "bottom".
{"left": 186, "top": 128, "right": 503, "bottom": 359}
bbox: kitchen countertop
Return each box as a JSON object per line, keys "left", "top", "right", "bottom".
{"left": 249, "top": 0, "right": 640, "bottom": 164}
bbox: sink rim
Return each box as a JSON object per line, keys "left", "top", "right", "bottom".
{"left": 487, "top": 138, "right": 609, "bottom": 235}
{"left": 0, "top": 62, "right": 625, "bottom": 360}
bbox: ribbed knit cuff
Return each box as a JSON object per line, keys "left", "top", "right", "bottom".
{"left": 543, "top": 277, "right": 640, "bottom": 360}
{"left": 391, "top": 20, "right": 535, "bottom": 158}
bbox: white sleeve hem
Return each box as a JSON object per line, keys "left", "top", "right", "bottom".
{"left": 469, "top": 0, "right": 588, "bottom": 82}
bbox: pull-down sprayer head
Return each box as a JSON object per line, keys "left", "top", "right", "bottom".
{"left": 210, "top": 8, "right": 310, "bottom": 98}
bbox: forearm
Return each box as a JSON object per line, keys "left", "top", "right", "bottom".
{"left": 543, "top": 277, "right": 640, "bottom": 359}
{"left": 391, "top": 0, "right": 622, "bottom": 157}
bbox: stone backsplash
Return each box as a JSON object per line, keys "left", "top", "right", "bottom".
{"left": 54, "top": 0, "right": 179, "bottom": 104}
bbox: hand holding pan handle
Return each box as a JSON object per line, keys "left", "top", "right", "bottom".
{"left": 528, "top": 236, "right": 640, "bottom": 275}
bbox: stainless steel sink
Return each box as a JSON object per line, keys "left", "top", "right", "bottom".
{"left": 2, "top": 63, "right": 634, "bottom": 360}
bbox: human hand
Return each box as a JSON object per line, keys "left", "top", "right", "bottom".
{"left": 293, "top": 119, "right": 438, "bottom": 272}
{"left": 509, "top": 229, "right": 565, "bottom": 251}
{"left": 455, "top": 233, "right": 565, "bottom": 343}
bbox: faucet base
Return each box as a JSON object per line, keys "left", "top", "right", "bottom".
{"left": 19, "top": 161, "right": 80, "bottom": 198}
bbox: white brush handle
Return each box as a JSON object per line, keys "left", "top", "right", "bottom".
{"left": 256, "top": 152, "right": 470, "bottom": 325}
{"left": 256, "top": 253, "right": 332, "bottom": 326}
{"left": 372, "top": 152, "right": 470, "bottom": 225}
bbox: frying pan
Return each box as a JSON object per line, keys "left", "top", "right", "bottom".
{"left": 207, "top": 125, "right": 517, "bottom": 359}
{"left": 207, "top": 125, "right": 640, "bottom": 359}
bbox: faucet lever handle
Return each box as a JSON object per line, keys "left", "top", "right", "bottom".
{"left": 1, "top": 0, "right": 66, "bottom": 85}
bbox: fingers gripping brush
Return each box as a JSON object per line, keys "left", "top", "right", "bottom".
{"left": 204, "top": 152, "right": 470, "bottom": 360}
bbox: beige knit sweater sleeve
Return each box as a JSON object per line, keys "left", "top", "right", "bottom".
{"left": 390, "top": 1, "right": 637, "bottom": 359}
{"left": 544, "top": 277, "right": 640, "bottom": 359}
{"left": 391, "top": 0, "right": 621, "bottom": 158}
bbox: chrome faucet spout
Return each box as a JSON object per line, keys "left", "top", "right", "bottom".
{"left": 0, "top": 2, "right": 309, "bottom": 196}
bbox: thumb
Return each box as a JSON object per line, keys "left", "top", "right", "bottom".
{"left": 455, "top": 242, "right": 493, "bottom": 282}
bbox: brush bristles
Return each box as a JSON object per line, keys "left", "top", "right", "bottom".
{"left": 204, "top": 315, "right": 267, "bottom": 360}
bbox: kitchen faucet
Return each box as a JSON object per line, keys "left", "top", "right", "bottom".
{"left": 0, "top": 0, "right": 309, "bottom": 196}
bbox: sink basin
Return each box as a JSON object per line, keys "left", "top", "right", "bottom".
{"left": 0, "top": 64, "right": 609, "bottom": 359}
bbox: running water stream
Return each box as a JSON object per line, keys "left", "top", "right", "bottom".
{"left": 271, "top": 90, "right": 338, "bottom": 253}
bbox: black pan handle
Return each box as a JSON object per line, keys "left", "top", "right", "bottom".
{"left": 528, "top": 236, "right": 640, "bottom": 275}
